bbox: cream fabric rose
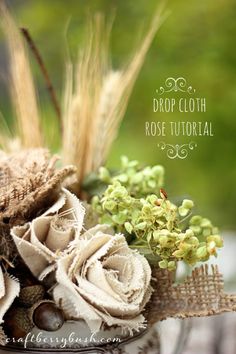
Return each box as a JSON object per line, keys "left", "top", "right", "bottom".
{"left": 0, "top": 264, "right": 20, "bottom": 324}
{"left": 11, "top": 188, "right": 85, "bottom": 279}
{"left": 53, "top": 225, "right": 153, "bottom": 334}
{"left": 10, "top": 188, "right": 152, "bottom": 333}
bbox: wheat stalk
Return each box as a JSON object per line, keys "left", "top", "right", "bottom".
{"left": 0, "top": 0, "right": 42, "bottom": 148}
{"left": 63, "top": 5, "right": 168, "bottom": 186}
{"left": 63, "top": 14, "right": 109, "bottom": 183}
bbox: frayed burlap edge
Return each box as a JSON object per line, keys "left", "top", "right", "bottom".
{"left": 0, "top": 165, "right": 76, "bottom": 223}
{"left": 146, "top": 264, "right": 236, "bottom": 327}
{"left": 0, "top": 149, "right": 76, "bottom": 221}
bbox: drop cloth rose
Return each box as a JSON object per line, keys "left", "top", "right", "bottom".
{"left": 0, "top": 263, "right": 20, "bottom": 324}
{"left": 11, "top": 188, "right": 85, "bottom": 279}
{"left": 10, "top": 187, "right": 153, "bottom": 333}
{"left": 53, "top": 225, "right": 153, "bottom": 333}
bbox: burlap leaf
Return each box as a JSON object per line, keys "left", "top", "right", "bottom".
{"left": 0, "top": 149, "right": 76, "bottom": 220}
{"left": 146, "top": 264, "right": 236, "bottom": 326}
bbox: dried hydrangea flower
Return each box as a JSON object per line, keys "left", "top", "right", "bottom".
{"left": 84, "top": 156, "right": 164, "bottom": 198}
{"left": 92, "top": 181, "right": 223, "bottom": 270}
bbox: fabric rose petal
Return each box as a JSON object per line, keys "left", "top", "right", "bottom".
{"left": 10, "top": 188, "right": 85, "bottom": 278}
{"left": 0, "top": 263, "right": 20, "bottom": 324}
{"left": 53, "top": 226, "right": 153, "bottom": 334}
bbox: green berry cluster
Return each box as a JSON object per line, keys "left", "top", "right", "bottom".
{"left": 92, "top": 180, "right": 223, "bottom": 270}
{"left": 97, "top": 156, "right": 164, "bottom": 198}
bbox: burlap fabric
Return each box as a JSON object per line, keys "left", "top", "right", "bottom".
{"left": 146, "top": 264, "right": 236, "bottom": 326}
{"left": 0, "top": 149, "right": 76, "bottom": 260}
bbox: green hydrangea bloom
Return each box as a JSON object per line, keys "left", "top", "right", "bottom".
{"left": 91, "top": 161, "right": 223, "bottom": 271}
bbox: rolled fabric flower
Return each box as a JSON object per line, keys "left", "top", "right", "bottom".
{"left": 53, "top": 226, "right": 153, "bottom": 334}
{"left": 0, "top": 264, "right": 20, "bottom": 325}
{"left": 11, "top": 188, "right": 85, "bottom": 279}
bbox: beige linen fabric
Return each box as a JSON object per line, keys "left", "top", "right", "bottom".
{"left": 0, "top": 264, "right": 20, "bottom": 324}
{"left": 11, "top": 188, "right": 85, "bottom": 278}
{"left": 53, "top": 228, "right": 153, "bottom": 334}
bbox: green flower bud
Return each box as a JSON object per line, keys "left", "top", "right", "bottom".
{"left": 168, "top": 261, "right": 176, "bottom": 271}
{"left": 203, "top": 228, "right": 212, "bottom": 237}
{"left": 185, "top": 229, "right": 194, "bottom": 237}
{"left": 159, "top": 229, "right": 170, "bottom": 236}
{"left": 135, "top": 222, "right": 147, "bottom": 230}
{"left": 103, "top": 200, "right": 116, "bottom": 212}
{"left": 212, "top": 226, "right": 219, "bottom": 235}
{"left": 159, "top": 236, "right": 168, "bottom": 247}
{"left": 143, "top": 167, "right": 152, "bottom": 177}
{"left": 172, "top": 249, "right": 184, "bottom": 258}
{"left": 152, "top": 205, "right": 164, "bottom": 216}
{"left": 179, "top": 242, "right": 192, "bottom": 253}
{"left": 147, "top": 180, "right": 156, "bottom": 189}
{"left": 111, "top": 185, "right": 128, "bottom": 199}
{"left": 207, "top": 235, "right": 223, "bottom": 248}
{"left": 207, "top": 240, "right": 217, "bottom": 255}
{"left": 190, "top": 215, "right": 202, "bottom": 225}
{"left": 196, "top": 246, "right": 208, "bottom": 259}
{"left": 128, "top": 159, "right": 139, "bottom": 168}
{"left": 153, "top": 230, "right": 160, "bottom": 242}
{"left": 182, "top": 199, "right": 194, "bottom": 209}
{"left": 115, "top": 174, "right": 129, "bottom": 183}
{"left": 99, "top": 167, "right": 111, "bottom": 183}
{"left": 200, "top": 218, "right": 212, "bottom": 228}
{"left": 178, "top": 233, "right": 187, "bottom": 242}
{"left": 132, "top": 173, "right": 143, "bottom": 184}
{"left": 159, "top": 235, "right": 175, "bottom": 248}
{"left": 147, "top": 232, "right": 153, "bottom": 243}
{"left": 190, "top": 225, "right": 202, "bottom": 235}
{"left": 188, "top": 236, "right": 199, "bottom": 247}
{"left": 121, "top": 155, "right": 129, "bottom": 168}
{"left": 142, "top": 205, "right": 152, "bottom": 214}
{"left": 112, "top": 213, "right": 127, "bottom": 225}
{"left": 147, "top": 194, "right": 158, "bottom": 205}
{"left": 152, "top": 165, "right": 164, "bottom": 176}
{"left": 124, "top": 222, "right": 133, "bottom": 234}
{"left": 131, "top": 210, "right": 140, "bottom": 221}
{"left": 159, "top": 259, "right": 168, "bottom": 269}
{"left": 178, "top": 206, "right": 189, "bottom": 217}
